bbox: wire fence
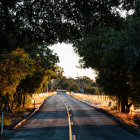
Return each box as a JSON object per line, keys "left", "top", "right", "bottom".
{"left": 72, "top": 93, "right": 140, "bottom": 115}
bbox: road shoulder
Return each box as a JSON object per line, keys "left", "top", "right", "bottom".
{"left": 69, "top": 94, "right": 140, "bottom": 137}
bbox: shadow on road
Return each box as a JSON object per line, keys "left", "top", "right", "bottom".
{"left": 28, "top": 110, "right": 68, "bottom": 119}
{"left": 10, "top": 126, "right": 69, "bottom": 140}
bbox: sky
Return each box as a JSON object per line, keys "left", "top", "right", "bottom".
{"left": 49, "top": 43, "right": 96, "bottom": 80}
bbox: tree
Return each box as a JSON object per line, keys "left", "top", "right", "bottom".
{"left": 55, "top": 66, "right": 64, "bottom": 79}
{"left": 0, "top": 43, "right": 59, "bottom": 111}
{"left": 70, "top": 84, "right": 80, "bottom": 93}
{"left": 127, "top": 7, "right": 140, "bottom": 107}
{"left": 0, "top": 48, "right": 34, "bottom": 111}
{"left": 76, "top": 76, "right": 93, "bottom": 87}
{"left": 0, "top": 48, "right": 34, "bottom": 96}
{"left": 73, "top": 9, "right": 140, "bottom": 113}
{"left": 55, "top": 77, "right": 80, "bottom": 92}
{"left": 15, "top": 44, "right": 59, "bottom": 107}
{"left": 76, "top": 76, "right": 99, "bottom": 94}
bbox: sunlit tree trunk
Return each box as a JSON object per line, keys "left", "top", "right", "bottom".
{"left": 23, "top": 94, "right": 26, "bottom": 108}
{"left": 126, "top": 102, "right": 133, "bottom": 113}
{"left": 117, "top": 96, "right": 121, "bottom": 111}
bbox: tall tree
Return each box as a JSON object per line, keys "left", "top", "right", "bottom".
{"left": 73, "top": 13, "right": 140, "bottom": 113}
{"left": 16, "top": 44, "right": 59, "bottom": 106}
{"left": 0, "top": 48, "right": 34, "bottom": 111}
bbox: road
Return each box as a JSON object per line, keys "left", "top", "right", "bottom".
{"left": 6, "top": 95, "right": 140, "bottom": 140}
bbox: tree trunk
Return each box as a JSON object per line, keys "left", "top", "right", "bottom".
{"left": 120, "top": 99, "right": 126, "bottom": 113}
{"left": 120, "top": 95, "right": 127, "bottom": 113}
{"left": 120, "top": 94, "right": 130, "bottom": 113}
{"left": 17, "top": 93, "right": 22, "bottom": 107}
{"left": 18, "top": 94, "right": 20, "bottom": 106}
{"left": 23, "top": 94, "right": 26, "bottom": 108}
{"left": 3, "top": 94, "right": 10, "bottom": 112}
{"left": 19, "top": 94, "right": 22, "bottom": 106}
{"left": 11, "top": 101, "right": 14, "bottom": 112}
{"left": 0, "top": 96, "right": 3, "bottom": 111}
{"left": 0, "top": 96, "right": 3, "bottom": 110}
{"left": 117, "top": 96, "right": 121, "bottom": 111}
{"left": 126, "top": 102, "right": 133, "bottom": 113}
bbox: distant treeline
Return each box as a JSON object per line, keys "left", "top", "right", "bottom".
{"left": 52, "top": 76, "right": 99, "bottom": 94}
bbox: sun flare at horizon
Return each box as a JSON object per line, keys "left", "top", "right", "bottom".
{"left": 49, "top": 43, "right": 96, "bottom": 80}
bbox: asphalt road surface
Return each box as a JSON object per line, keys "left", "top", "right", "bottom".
{"left": 6, "top": 95, "right": 140, "bottom": 140}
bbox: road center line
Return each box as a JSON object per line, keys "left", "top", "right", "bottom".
{"left": 60, "top": 96, "right": 73, "bottom": 140}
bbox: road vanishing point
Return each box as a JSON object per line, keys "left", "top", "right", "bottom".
{"left": 6, "top": 95, "right": 140, "bottom": 140}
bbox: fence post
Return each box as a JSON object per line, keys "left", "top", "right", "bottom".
{"left": 1, "top": 111, "right": 4, "bottom": 135}
{"left": 34, "top": 100, "right": 36, "bottom": 108}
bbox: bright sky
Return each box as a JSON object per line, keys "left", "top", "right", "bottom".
{"left": 49, "top": 43, "right": 96, "bottom": 80}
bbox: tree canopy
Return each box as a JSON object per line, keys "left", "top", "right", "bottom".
{"left": 0, "top": 0, "right": 139, "bottom": 113}
{"left": 73, "top": 6, "right": 140, "bottom": 113}
{"left": 0, "top": 0, "right": 135, "bottom": 51}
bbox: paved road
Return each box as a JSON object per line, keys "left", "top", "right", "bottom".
{"left": 6, "top": 95, "right": 140, "bottom": 140}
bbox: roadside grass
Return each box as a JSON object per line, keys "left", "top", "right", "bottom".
{"left": 0, "top": 117, "right": 11, "bottom": 128}
{"left": 0, "top": 92, "right": 55, "bottom": 129}
{"left": 28, "top": 92, "right": 55, "bottom": 108}
{"left": 71, "top": 93, "right": 140, "bottom": 128}
{"left": 70, "top": 93, "right": 114, "bottom": 108}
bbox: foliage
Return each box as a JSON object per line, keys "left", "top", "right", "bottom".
{"left": 0, "top": 30, "right": 16, "bottom": 54}
{"left": 0, "top": 44, "right": 59, "bottom": 111}
{"left": 15, "top": 44, "right": 59, "bottom": 108}
{"left": 76, "top": 76, "right": 97, "bottom": 94}
{"left": 0, "top": 48, "right": 34, "bottom": 96}
{"left": 17, "top": 44, "right": 59, "bottom": 94}
{"left": 55, "top": 76, "right": 97, "bottom": 93}
{"left": 84, "top": 87, "right": 96, "bottom": 94}
{"left": 55, "top": 77, "right": 80, "bottom": 92}
{"left": 76, "top": 76, "right": 93, "bottom": 88}
{"left": 73, "top": 9, "right": 140, "bottom": 113}
{"left": 0, "top": 0, "right": 135, "bottom": 51}
{"left": 55, "top": 66, "right": 64, "bottom": 79}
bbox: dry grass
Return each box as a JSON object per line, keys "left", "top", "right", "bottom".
{"left": 110, "top": 111, "right": 138, "bottom": 127}
{"left": 27, "top": 92, "right": 56, "bottom": 108}
{"left": 71, "top": 93, "right": 140, "bottom": 128}
{"left": 71, "top": 93, "right": 115, "bottom": 108}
